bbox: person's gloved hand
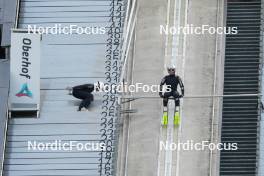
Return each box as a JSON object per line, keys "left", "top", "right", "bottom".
{"left": 159, "top": 93, "right": 163, "bottom": 98}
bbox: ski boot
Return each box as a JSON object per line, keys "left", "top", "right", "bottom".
{"left": 162, "top": 111, "right": 168, "bottom": 126}
{"left": 174, "top": 111, "right": 180, "bottom": 126}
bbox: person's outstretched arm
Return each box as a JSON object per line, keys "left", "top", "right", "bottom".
{"left": 159, "top": 77, "right": 166, "bottom": 97}
{"left": 73, "top": 84, "right": 94, "bottom": 93}
{"left": 178, "top": 76, "right": 184, "bottom": 97}
{"left": 73, "top": 84, "right": 89, "bottom": 90}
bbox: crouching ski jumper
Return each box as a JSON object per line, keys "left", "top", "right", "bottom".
{"left": 159, "top": 65, "right": 184, "bottom": 125}
{"left": 67, "top": 82, "right": 102, "bottom": 111}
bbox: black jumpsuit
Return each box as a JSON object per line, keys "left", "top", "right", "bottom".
{"left": 72, "top": 84, "right": 94, "bottom": 111}
{"left": 159, "top": 75, "right": 184, "bottom": 107}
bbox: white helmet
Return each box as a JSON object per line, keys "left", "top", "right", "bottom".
{"left": 167, "top": 64, "right": 176, "bottom": 71}
{"left": 95, "top": 81, "right": 105, "bottom": 92}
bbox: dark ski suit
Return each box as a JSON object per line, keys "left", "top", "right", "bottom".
{"left": 159, "top": 75, "right": 184, "bottom": 107}
{"left": 72, "top": 84, "right": 94, "bottom": 111}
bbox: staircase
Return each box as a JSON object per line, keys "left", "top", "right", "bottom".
{"left": 220, "top": 0, "right": 262, "bottom": 175}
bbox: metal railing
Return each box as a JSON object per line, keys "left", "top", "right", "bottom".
{"left": 119, "top": 0, "right": 138, "bottom": 85}
{"left": 115, "top": 0, "right": 138, "bottom": 175}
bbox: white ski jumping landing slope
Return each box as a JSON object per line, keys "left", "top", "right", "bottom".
{"left": 158, "top": 99, "right": 181, "bottom": 176}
